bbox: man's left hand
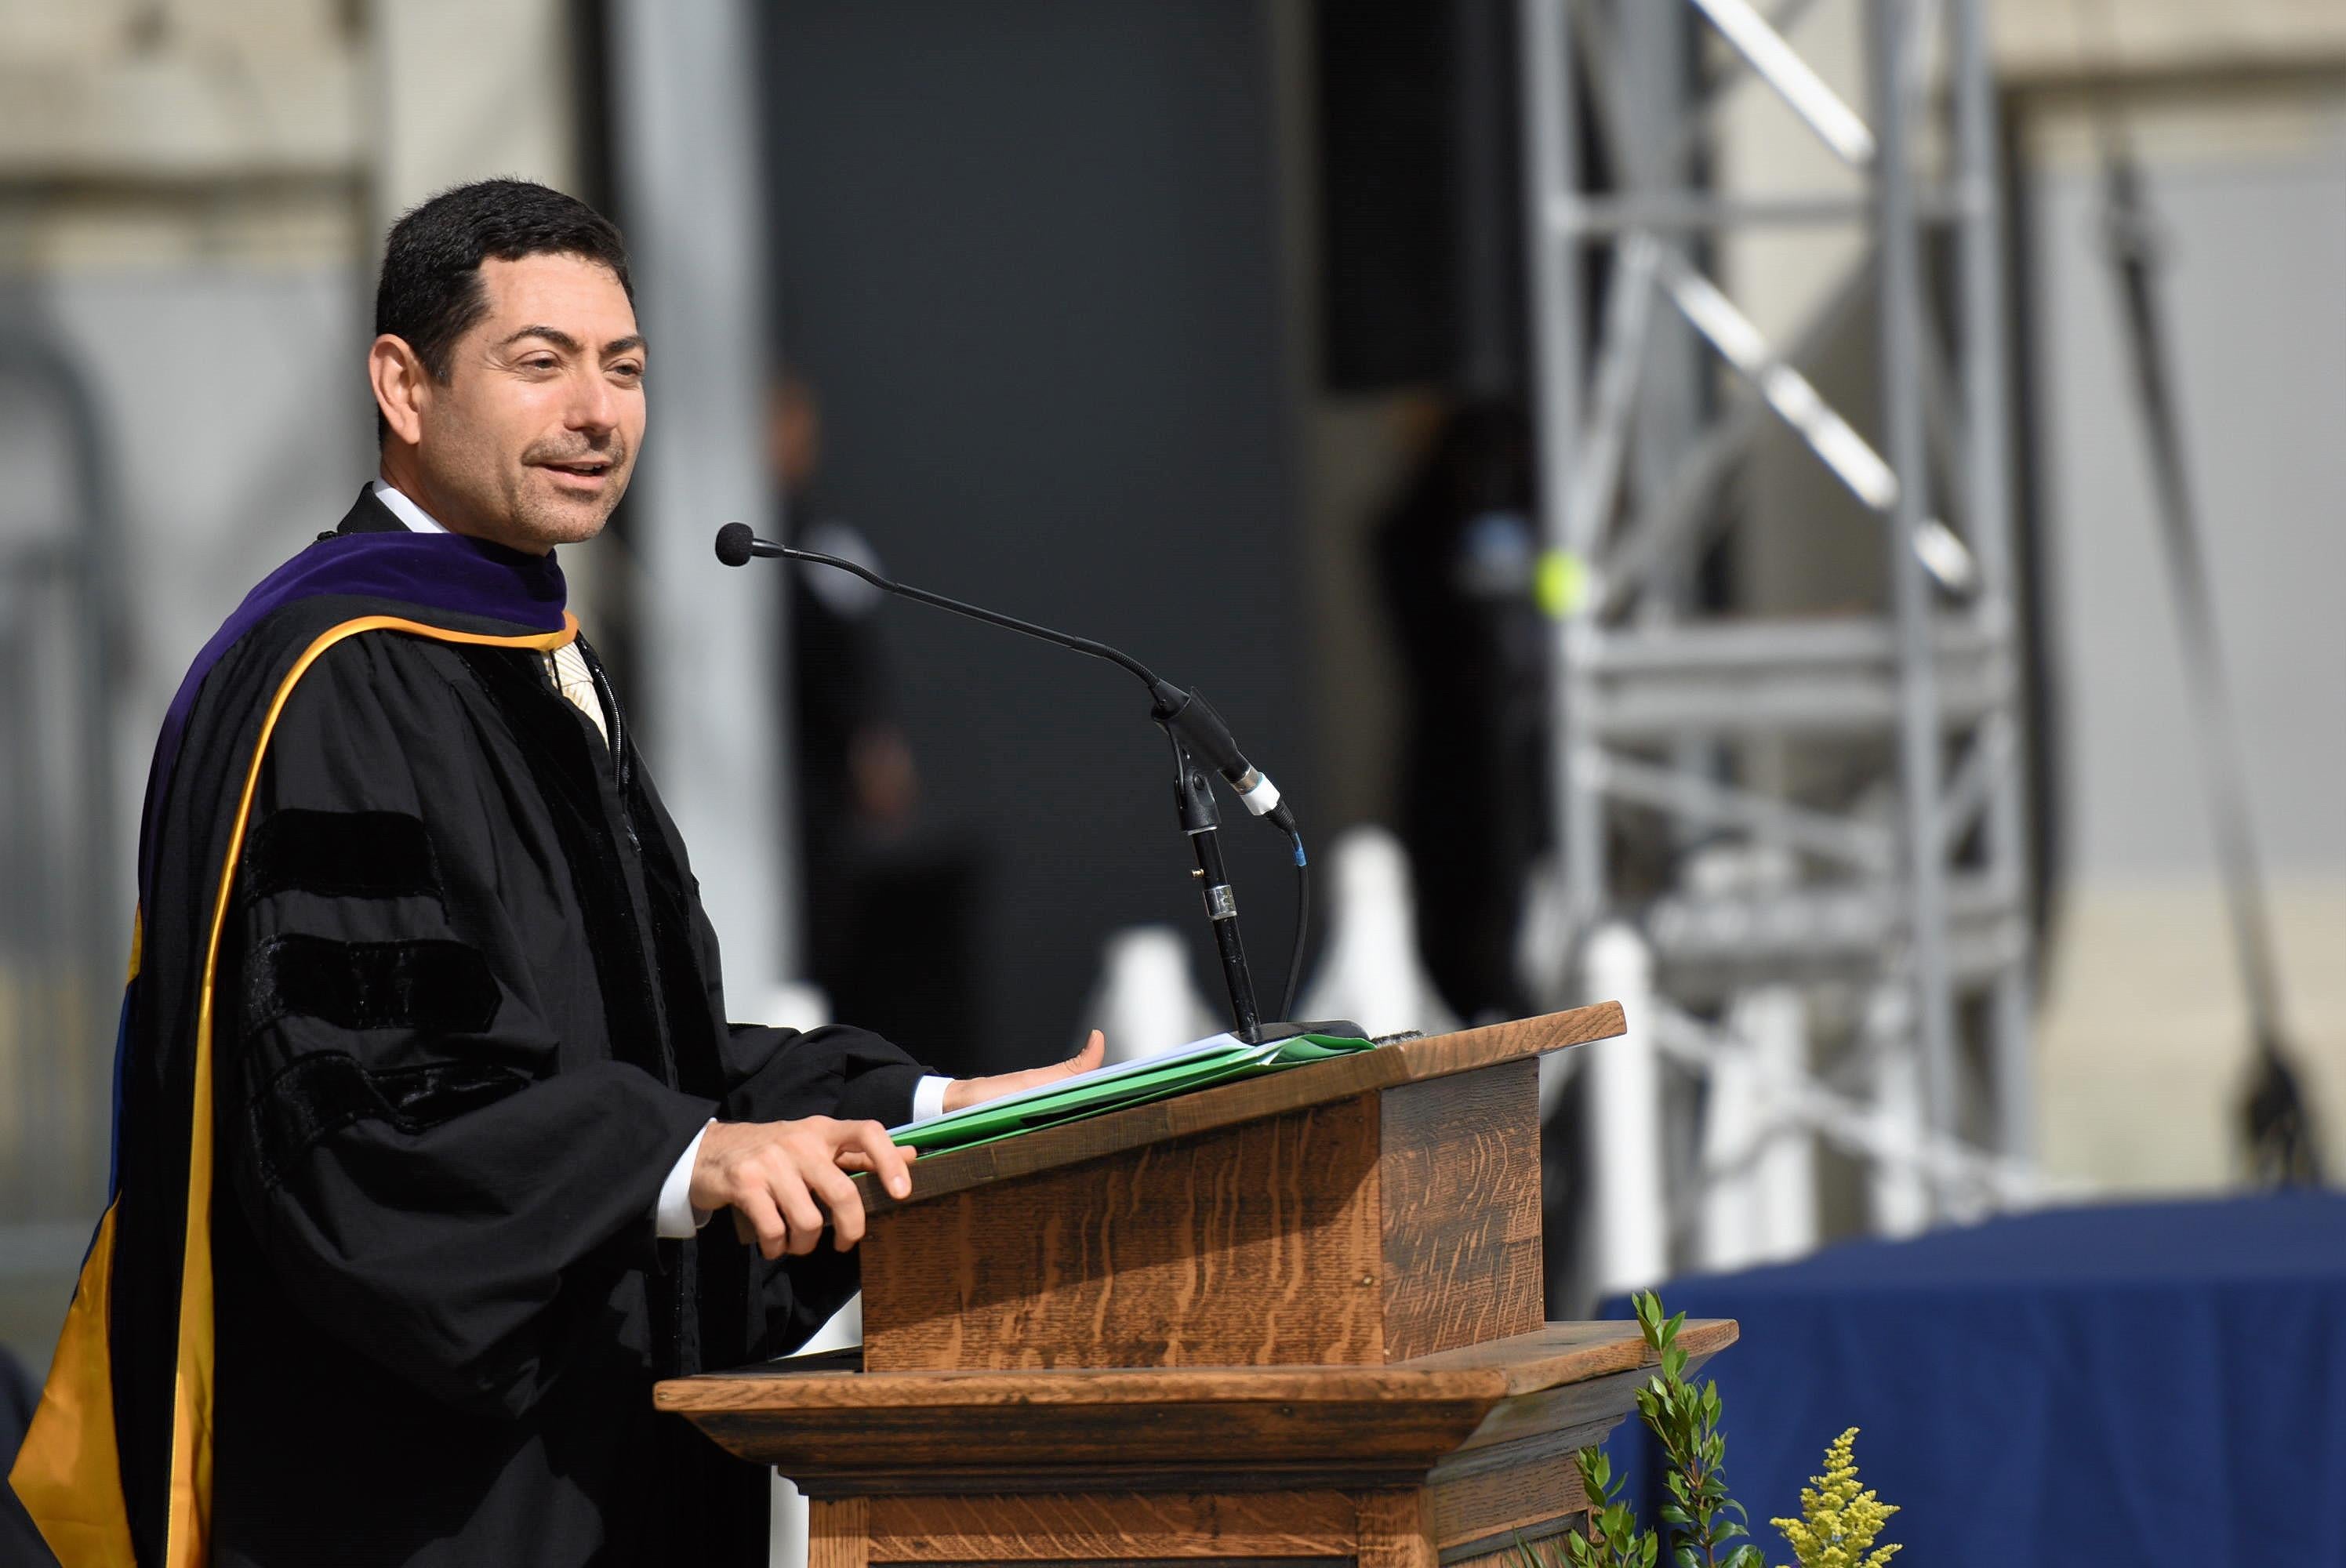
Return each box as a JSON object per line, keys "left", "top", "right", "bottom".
{"left": 942, "top": 1029, "right": 1106, "bottom": 1114}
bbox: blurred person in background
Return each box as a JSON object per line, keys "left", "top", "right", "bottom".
{"left": 9, "top": 179, "right": 1096, "bottom": 1568}
{"left": 1375, "top": 397, "right": 1549, "bottom": 1023}
{"left": 768, "top": 377, "right": 986, "bottom": 1074}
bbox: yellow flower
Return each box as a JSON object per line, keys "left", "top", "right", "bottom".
{"left": 1770, "top": 1428, "right": 1901, "bottom": 1568}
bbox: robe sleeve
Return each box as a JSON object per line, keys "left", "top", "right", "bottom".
{"left": 220, "top": 636, "right": 714, "bottom": 1417}
{"left": 674, "top": 856, "right": 938, "bottom": 1362}
{"left": 717, "top": 1022, "right": 928, "bottom": 1127}
{"left": 646, "top": 769, "right": 939, "bottom": 1127}
{"left": 717, "top": 1020, "right": 923, "bottom": 1364}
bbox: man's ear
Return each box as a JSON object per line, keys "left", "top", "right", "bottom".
{"left": 369, "top": 334, "right": 430, "bottom": 447}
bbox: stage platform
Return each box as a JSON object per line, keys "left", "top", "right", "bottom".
{"left": 1608, "top": 1192, "right": 2346, "bottom": 1568}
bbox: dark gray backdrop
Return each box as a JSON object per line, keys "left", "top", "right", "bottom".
{"left": 763, "top": 1, "right": 1313, "bottom": 1075}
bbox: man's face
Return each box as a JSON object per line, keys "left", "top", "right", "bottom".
{"left": 384, "top": 253, "right": 647, "bottom": 553}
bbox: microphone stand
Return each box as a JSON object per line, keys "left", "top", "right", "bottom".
{"left": 1170, "top": 729, "right": 1260, "bottom": 1040}
{"left": 718, "top": 525, "right": 1306, "bottom": 1044}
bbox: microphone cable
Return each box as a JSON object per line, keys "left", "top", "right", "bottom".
{"left": 1282, "top": 830, "right": 1310, "bottom": 1024}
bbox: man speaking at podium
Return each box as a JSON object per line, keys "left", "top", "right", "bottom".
{"left": 10, "top": 180, "right": 1100, "bottom": 1567}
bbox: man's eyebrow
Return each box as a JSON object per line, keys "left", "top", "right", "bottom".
{"left": 498, "top": 325, "right": 583, "bottom": 354}
{"left": 495, "top": 326, "right": 645, "bottom": 359}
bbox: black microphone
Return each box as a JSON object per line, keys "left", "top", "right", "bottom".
{"left": 712, "top": 521, "right": 765, "bottom": 567}
{"left": 714, "top": 522, "right": 1298, "bottom": 835}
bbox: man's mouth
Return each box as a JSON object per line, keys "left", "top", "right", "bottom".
{"left": 540, "top": 459, "right": 616, "bottom": 481}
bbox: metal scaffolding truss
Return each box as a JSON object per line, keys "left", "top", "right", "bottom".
{"left": 1517, "top": 0, "right": 2036, "bottom": 1287}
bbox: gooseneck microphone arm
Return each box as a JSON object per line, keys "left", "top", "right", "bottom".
{"left": 717, "top": 524, "right": 1293, "bottom": 829}
{"left": 722, "top": 526, "right": 1161, "bottom": 682}
{"left": 715, "top": 521, "right": 1306, "bottom": 1040}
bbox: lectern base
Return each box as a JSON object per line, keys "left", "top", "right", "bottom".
{"left": 660, "top": 1320, "right": 1735, "bottom": 1567}
{"left": 810, "top": 1487, "right": 1531, "bottom": 1568}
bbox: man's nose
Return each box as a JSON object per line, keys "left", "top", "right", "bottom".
{"left": 567, "top": 367, "right": 619, "bottom": 433}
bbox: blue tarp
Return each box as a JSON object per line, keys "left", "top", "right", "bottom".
{"left": 1603, "top": 1192, "right": 2346, "bottom": 1568}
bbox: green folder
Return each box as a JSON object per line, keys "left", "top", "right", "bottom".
{"left": 888, "top": 1031, "right": 1378, "bottom": 1156}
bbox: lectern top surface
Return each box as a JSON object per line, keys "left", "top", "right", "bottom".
{"left": 857, "top": 1002, "right": 1625, "bottom": 1211}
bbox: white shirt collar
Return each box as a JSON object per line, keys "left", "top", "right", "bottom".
{"left": 371, "top": 479, "right": 447, "bottom": 535}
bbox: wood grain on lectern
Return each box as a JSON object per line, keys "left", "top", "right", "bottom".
{"left": 863, "top": 1491, "right": 1355, "bottom": 1561}
{"left": 1353, "top": 1489, "right": 1436, "bottom": 1568}
{"left": 1428, "top": 1451, "right": 1589, "bottom": 1560}
{"left": 851, "top": 1007, "right": 1624, "bottom": 1373}
{"left": 807, "top": 1496, "right": 866, "bottom": 1568}
{"left": 860, "top": 1094, "right": 1387, "bottom": 1370}
{"left": 1376, "top": 1061, "right": 1545, "bottom": 1361}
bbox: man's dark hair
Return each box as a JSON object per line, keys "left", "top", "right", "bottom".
{"left": 372, "top": 179, "right": 633, "bottom": 439}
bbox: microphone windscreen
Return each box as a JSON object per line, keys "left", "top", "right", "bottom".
{"left": 714, "top": 522, "right": 755, "bottom": 568}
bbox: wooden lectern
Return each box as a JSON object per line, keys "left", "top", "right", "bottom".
{"left": 659, "top": 1004, "right": 1735, "bottom": 1566}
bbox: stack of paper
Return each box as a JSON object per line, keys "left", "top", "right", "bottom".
{"left": 888, "top": 1031, "right": 1376, "bottom": 1155}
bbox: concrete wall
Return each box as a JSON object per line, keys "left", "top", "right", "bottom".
{"left": 0, "top": 0, "right": 585, "bottom": 1378}
{"left": 2022, "top": 81, "right": 2346, "bottom": 1189}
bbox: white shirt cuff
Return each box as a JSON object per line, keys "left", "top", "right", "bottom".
{"left": 912, "top": 1074, "right": 951, "bottom": 1123}
{"left": 655, "top": 1121, "right": 714, "bottom": 1240}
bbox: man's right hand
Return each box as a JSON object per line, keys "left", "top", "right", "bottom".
{"left": 688, "top": 1117, "right": 915, "bottom": 1260}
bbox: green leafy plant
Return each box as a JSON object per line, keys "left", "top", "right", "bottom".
{"left": 1629, "top": 1290, "right": 1763, "bottom": 1568}
{"left": 1512, "top": 1294, "right": 1899, "bottom": 1568}
{"left": 1770, "top": 1428, "right": 1900, "bottom": 1568}
{"left": 1564, "top": 1444, "right": 1658, "bottom": 1567}
{"left": 1511, "top": 1290, "right": 1756, "bottom": 1568}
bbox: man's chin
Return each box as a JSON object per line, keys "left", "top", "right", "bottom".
{"left": 514, "top": 492, "right": 621, "bottom": 550}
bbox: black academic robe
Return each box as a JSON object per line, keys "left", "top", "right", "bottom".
{"left": 12, "top": 488, "right": 928, "bottom": 1567}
